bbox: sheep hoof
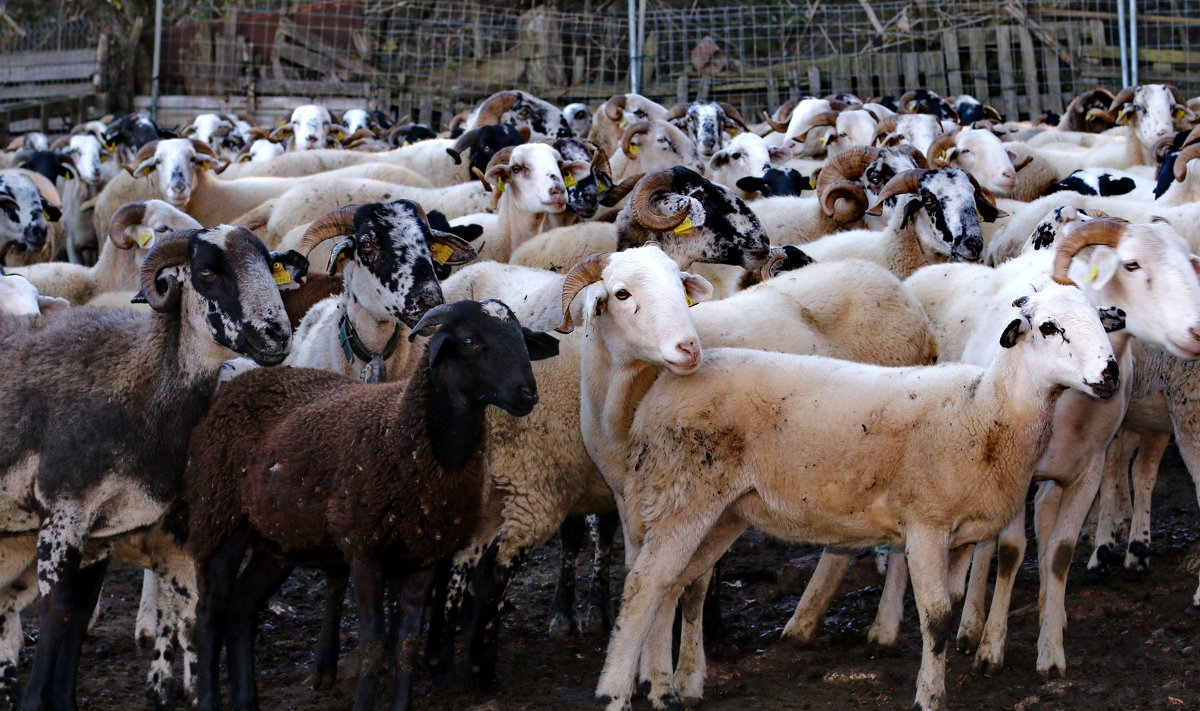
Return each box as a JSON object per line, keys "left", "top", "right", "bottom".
{"left": 655, "top": 692, "right": 685, "bottom": 711}
{"left": 1037, "top": 665, "right": 1066, "bottom": 682}
{"left": 306, "top": 669, "right": 337, "bottom": 691}
{"left": 955, "top": 634, "right": 978, "bottom": 655}
{"left": 971, "top": 656, "right": 1003, "bottom": 677}
{"left": 547, "top": 613, "right": 579, "bottom": 641}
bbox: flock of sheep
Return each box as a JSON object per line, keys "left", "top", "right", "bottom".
{"left": 1, "top": 82, "right": 1200, "bottom": 711}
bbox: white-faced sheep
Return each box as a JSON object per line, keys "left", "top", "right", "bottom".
{"left": 706, "top": 132, "right": 793, "bottom": 200}
{"left": 590, "top": 93, "right": 669, "bottom": 156}
{"left": 557, "top": 245, "right": 1119, "bottom": 711}
{"left": 609, "top": 120, "right": 703, "bottom": 181}
{"left": 0, "top": 225, "right": 294, "bottom": 710}
{"left": 184, "top": 299, "right": 557, "bottom": 711}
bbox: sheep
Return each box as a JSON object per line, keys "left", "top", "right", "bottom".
{"left": 906, "top": 216, "right": 1200, "bottom": 679}
{"left": 5, "top": 199, "right": 201, "bottom": 304}
{"left": 444, "top": 123, "right": 528, "bottom": 177}
{"left": 269, "top": 104, "right": 340, "bottom": 150}
{"left": 0, "top": 169, "right": 62, "bottom": 266}
{"left": 954, "top": 95, "right": 1004, "bottom": 124}
{"left": 386, "top": 123, "right": 438, "bottom": 148}
{"left": 229, "top": 138, "right": 286, "bottom": 165}
{"left": 0, "top": 224, "right": 293, "bottom": 710}
{"left": 898, "top": 88, "right": 960, "bottom": 120}
{"left": 465, "top": 89, "right": 571, "bottom": 140}
{"left": 283, "top": 201, "right": 477, "bottom": 383}
{"left": 0, "top": 273, "right": 69, "bottom": 316}
{"left": 873, "top": 113, "right": 947, "bottom": 155}
{"left": 554, "top": 245, "right": 1118, "bottom": 711}
{"left": 178, "top": 113, "right": 238, "bottom": 152}
{"left": 50, "top": 134, "right": 120, "bottom": 264}
{"left": 733, "top": 167, "right": 813, "bottom": 198}
{"left": 925, "top": 127, "right": 1024, "bottom": 194}
{"left": 788, "top": 106, "right": 878, "bottom": 157}
{"left": 706, "top": 132, "right": 793, "bottom": 200}
{"left": 608, "top": 119, "right": 703, "bottom": 181}
{"left": 589, "top": 93, "right": 669, "bottom": 156}
{"left": 563, "top": 102, "right": 592, "bottom": 139}
{"left": 219, "top": 138, "right": 472, "bottom": 187}
{"left": 104, "top": 113, "right": 172, "bottom": 162}
{"left": 1082, "top": 84, "right": 1195, "bottom": 164}
{"left": 799, "top": 167, "right": 1004, "bottom": 278}
{"left": 185, "top": 298, "right": 557, "bottom": 711}
{"left": 661, "top": 101, "right": 750, "bottom": 158}
{"left": 1044, "top": 168, "right": 1145, "bottom": 198}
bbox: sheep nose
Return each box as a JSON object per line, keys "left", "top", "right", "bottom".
{"left": 1102, "top": 359, "right": 1119, "bottom": 383}
{"left": 548, "top": 184, "right": 565, "bottom": 197}
{"left": 677, "top": 339, "right": 699, "bottom": 366}
{"left": 517, "top": 383, "right": 538, "bottom": 404}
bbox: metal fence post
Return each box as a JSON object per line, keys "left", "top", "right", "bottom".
{"left": 628, "top": 0, "right": 638, "bottom": 94}
{"left": 150, "top": 0, "right": 162, "bottom": 121}
{"left": 1129, "top": 0, "right": 1138, "bottom": 85}
{"left": 1117, "top": 0, "right": 1129, "bottom": 87}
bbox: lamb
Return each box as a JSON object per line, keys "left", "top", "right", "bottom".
{"left": 5, "top": 199, "right": 202, "bottom": 303}
{"left": 906, "top": 216, "right": 1200, "bottom": 679}
{"left": 185, "top": 299, "right": 557, "bottom": 711}
{"left": 283, "top": 201, "right": 477, "bottom": 382}
{"left": 0, "top": 225, "right": 293, "bottom": 710}
{"left": 556, "top": 245, "right": 1119, "bottom": 711}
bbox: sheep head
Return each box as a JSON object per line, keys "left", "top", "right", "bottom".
{"left": 865, "top": 167, "right": 1001, "bottom": 262}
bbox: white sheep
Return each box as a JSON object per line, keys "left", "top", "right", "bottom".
{"left": 608, "top": 120, "right": 703, "bottom": 181}
{"left": 0, "top": 272, "right": 68, "bottom": 316}
{"left": 706, "top": 132, "right": 792, "bottom": 200}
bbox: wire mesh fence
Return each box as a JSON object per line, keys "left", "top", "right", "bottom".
{"left": 4, "top": 0, "right": 1200, "bottom": 131}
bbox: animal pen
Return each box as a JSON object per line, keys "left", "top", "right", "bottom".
{"left": 2, "top": 0, "right": 1200, "bottom": 133}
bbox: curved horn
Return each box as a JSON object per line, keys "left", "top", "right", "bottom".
{"left": 898, "top": 91, "right": 918, "bottom": 113}
{"left": 139, "top": 230, "right": 193, "bottom": 311}
{"left": 759, "top": 249, "right": 788, "bottom": 281}
{"left": 1052, "top": 218, "right": 1128, "bottom": 285}
{"left": 815, "top": 146, "right": 879, "bottom": 223}
{"left": 485, "top": 145, "right": 517, "bottom": 174}
{"left": 716, "top": 102, "right": 748, "bottom": 129}
{"left": 474, "top": 91, "right": 522, "bottom": 127}
{"left": 556, "top": 251, "right": 612, "bottom": 333}
{"left": 872, "top": 115, "right": 901, "bottom": 146}
{"left": 629, "top": 170, "right": 690, "bottom": 232}
{"left": 619, "top": 121, "right": 652, "bottom": 159}
{"left": 1168, "top": 84, "right": 1188, "bottom": 107}
{"left": 604, "top": 94, "right": 627, "bottom": 122}
{"left": 49, "top": 136, "right": 71, "bottom": 151}
{"left": 298, "top": 204, "right": 360, "bottom": 256}
{"left": 1174, "top": 143, "right": 1200, "bottom": 182}
{"left": 926, "top": 129, "right": 961, "bottom": 167}
{"left": 1106, "top": 86, "right": 1137, "bottom": 116}
{"left": 108, "top": 201, "right": 148, "bottom": 249}
{"left": 760, "top": 110, "right": 790, "bottom": 134}
{"left": 189, "top": 138, "right": 220, "bottom": 160}
{"left": 1182, "top": 125, "right": 1200, "bottom": 148}
{"left": 127, "top": 140, "right": 159, "bottom": 170}
{"left": 446, "top": 128, "right": 481, "bottom": 164}
{"left": 792, "top": 111, "right": 840, "bottom": 141}
{"left": 867, "top": 169, "right": 932, "bottom": 215}
{"left": 340, "top": 128, "right": 376, "bottom": 146}
{"left": 599, "top": 172, "right": 643, "bottom": 206}
{"left": 662, "top": 103, "right": 690, "bottom": 122}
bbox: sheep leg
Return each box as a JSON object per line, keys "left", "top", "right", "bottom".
{"left": 1165, "top": 404, "right": 1200, "bottom": 609}
{"left": 972, "top": 505, "right": 1026, "bottom": 675}
{"left": 195, "top": 528, "right": 252, "bottom": 711}
{"left": 466, "top": 540, "right": 525, "bottom": 692}
{"left": 226, "top": 550, "right": 292, "bottom": 711}
{"left": 548, "top": 514, "right": 587, "bottom": 641}
{"left": 905, "top": 527, "right": 952, "bottom": 711}
{"left": 1034, "top": 450, "right": 1106, "bottom": 680}
{"left": 1086, "top": 433, "right": 1134, "bottom": 577}
{"left": 781, "top": 549, "right": 853, "bottom": 644}
{"left": 868, "top": 548, "right": 909, "bottom": 648}
{"left": 135, "top": 570, "right": 160, "bottom": 649}
{"left": 386, "top": 568, "right": 434, "bottom": 711}
{"left": 1123, "top": 430, "right": 1170, "bottom": 575}
{"left": 422, "top": 559, "right": 457, "bottom": 687}
{"left": 349, "top": 561, "right": 387, "bottom": 711}
{"left": 702, "top": 560, "right": 725, "bottom": 642}
{"left": 955, "top": 538, "right": 995, "bottom": 654}
{"left": 46, "top": 556, "right": 109, "bottom": 711}
{"left": 308, "top": 568, "right": 348, "bottom": 691}
{"left": 146, "top": 551, "right": 198, "bottom": 711}
{"left": 582, "top": 511, "right": 620, "bottom": 636}
{"left": 0, "top": 540, "right": 37, "bottom": 711}
{"left": 596, "top": 506, "right": 729, "bottom": 711}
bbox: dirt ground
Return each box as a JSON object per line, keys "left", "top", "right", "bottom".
{"left": 32, "top": 444, "right": 1200, "bottom": 711}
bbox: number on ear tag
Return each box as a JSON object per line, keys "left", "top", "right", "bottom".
{"left": 673, "top": 217, "right": 694, "bottom": 234}
{"left": 430, "top": 242, "right": 453, "bottom": 265}
{"left": 272, "top": 261, "right": 292, "bottom": 286}
{"left": 563, "top": 173, "right": 577, "bottom": 188}
{"left": 137, "top": 229, "right": 153, "bottom": 247}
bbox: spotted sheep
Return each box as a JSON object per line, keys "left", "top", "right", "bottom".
{"left": 48, "top": 133, "right": 122, "bottom": 264}
{"left": 283, "top": 200, "right": 477, "bottom": 383}
{"left": 905, "top": 216, "right": 1200, "bottom": 681}
{"left": 661, "top": 101, "right": 750, "bottom": 159}
{"left": 465, "top": 89, "right": 572, "bottom": 141}
{"left": 0, "top": 225, "right": 294, "bottom": 710}
{"left": 0, "top": 169, "right": 62, "bottom": 267}
{"left": 183, "top": 299, "right": 558, "bottom": 711}
{"left": 555, "top": 245, "right": 1119, "bottom": 711}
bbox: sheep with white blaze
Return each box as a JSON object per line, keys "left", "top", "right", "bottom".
{"left": 0, "top": 224, "right": 293, "bottom": 710}
{"left": 609, "top": 120, "right": 703, "bottom": 181}
{"left": 925, "top": 127, "right": 1026, "bottom": 194}
{"left": 557, "top": 246, "right": 1120, "bottom": 711}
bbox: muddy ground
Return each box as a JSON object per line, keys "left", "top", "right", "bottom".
{"left": 31, "top": 444, "right": 1200, "bottom": 711}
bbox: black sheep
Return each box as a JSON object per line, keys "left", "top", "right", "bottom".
{"left": 186, "top": 299, "right": 558, "bottom": 711}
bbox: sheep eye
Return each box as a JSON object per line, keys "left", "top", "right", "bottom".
{"left": 959, "top": 148, "right": 971, "bottom": 154}
{"left": 732, "top": 153, "right": 741, "bottom": 160}
{"left": 1039, "top": 322, "right": 1059, "bottom": 336}
{"left": 462, "top": 337, "right": 474, "bottom": 345}
{"left": 614, "top": 288, "right": 631, "bottom": 300}
{"left": 1123, "top": 261, "right": 1140, "bottom": 271}
{"left": 197, "top": 266, "right": 215, "bottom": 279}
{"left": 634, "top": 109, "right": 646, "bottom": 117}
{"left": 511, "top": 165, "right": 523, "bottom": 174}
{"left": 154, "top": 225, "right": 169, "bottom": 233}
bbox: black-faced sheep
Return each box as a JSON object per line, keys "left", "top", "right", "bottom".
{"left": 185, "top": 299, "right": 558, "bottom": 711}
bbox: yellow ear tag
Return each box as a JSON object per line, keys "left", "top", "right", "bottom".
{"left": 496, "top": 176, "right": 505, "bottom": 193}
{"left": 597, "top": 182, "right": 608, "bottom": 194}
{"left": 106, "top": 143, "right": 116, "bottom": 152}
{"left": 42, "top": 210, "right": 50, "bottom": 221}
{"left": 563, "top": 173, "right": 577, "bottom": 188}
{"left": 336, "top": 252, "right": 347, "bottom": 274}
{"left": 619, "top": 118, "right": 627, "bottom": 129}
{"left": 271, "top": 261, "right": 292, "bottom": 286}
{"left": 977, "top": 211, "right": 984, "bottom": 222}
{"left": 728, "top": 128, "right": 738, "bottom": 137}
{"left": 1084, "top": 263, "right": 1099, "bottom": 284}
{"left": 907, "top": 101, "right": 917, "bottom": 111}
{"left": 336, "top": 130, "right": 344, "bottom": 140}
{"left": 806, "top": 177, "right": 816, "bottom": 189}
{"left": 430, "top": 242, "right": 453, "bottom": 265}
{"left": 629, "top": 144, "right": 640, "bottom": 155}
{"left": 201, "top": 161, "right": 211, "bottom": 171}
{"left": 137, "top": 229, "right": 153, "bottom": 247}
{"left": 673, "top": 217, "right": 694, "bottom": 234}
{"left": 685, "top": 293, "right": 697, "bottom": 307}
{"left": 401, "top": 140, "right": 410, "bottom": 147}
{"left": 819, "top": 134, "right": 828, "bottom": 145}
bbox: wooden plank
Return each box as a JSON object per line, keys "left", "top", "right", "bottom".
{"left": 254, "top": 79, "right": 372, "bottom": 96}
{"left": 1042, "top": 36, "right": 1064, "bottom": 114}
{"left": 967, "top": 29, "right": 988, "bottom": 100}
{"left": 1030, "top": 8, "right": 1200, "bottom": 28}
{"left": 943, "top": 30, "right": 963, "bottom": 98}
{"left": 928, "top": 51, "right": 946, "bottom": 96}
{"left": 1018, "top": 28, "right": 1039, "bottom": 120}
{"left": 807, "top": 65, "right": 820, "bottom": 96}
{"left": 0, "top": 82, "right": 93, "bottom": 101}
{"left": 903, "top": 52, "right": 918, "bottom": 90}
{"left": 0, "top": 62, "right": 97, "bottom": 84}
{"left": 995, "top": 24, "right": 1017, "bottom": 119}
{"left": 0, "top": 48, "right": 96, "bottom": 69}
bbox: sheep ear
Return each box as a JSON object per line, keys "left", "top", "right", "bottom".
{"left": 975, "top": 194, "right": 1006, "bottom": 223}
{"left": 735, "top": 176, "right": 766, "bottom": 194}
{"left": 269, "top": 250, "right": 310, "bottom": 292}
{"left": 682, "top": 272, "right": 714, "bottom": 304}
{"left": 41, "top": 200, "right": 62, "bottom": 223}
{"left": 37, "top": 295, "right": 70, "bottom": 313}
{"left": 325, "top": 237, "right": 355, "bottom": 277}
{"left": 999, "top": 318, "right": 1025, "bottom": 348}
{"left": 709, "top": 151, "right": 731, "bottom": 169}
{"left": 427, "top": 230, "right": 478, "bottom": 267}
{"left": 522, "top": 328, "right": 560, "bottom": 361}
{"left": 426, "top": 329, "right": 451, "bottom": 367}
{"left": 1066, "top": 247, "right": 1119, "bottom": 290}
{"left": 768, "top": 144, "right": 793, "bottom": 164}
